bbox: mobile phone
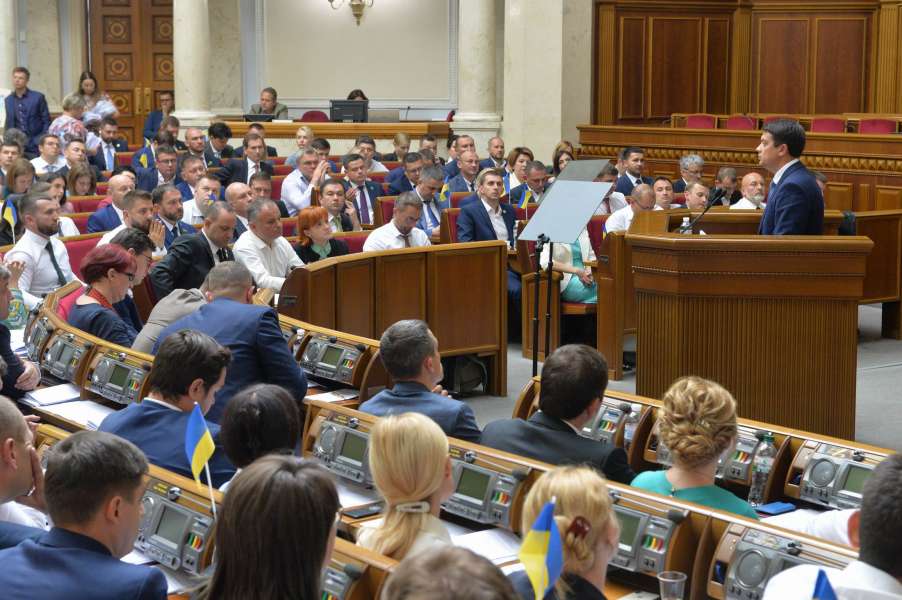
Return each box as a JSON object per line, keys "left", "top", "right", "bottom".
{"left": 343, "top": 502, "right": 384, "bottom": 519}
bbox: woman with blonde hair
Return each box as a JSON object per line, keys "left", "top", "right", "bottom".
{"left": 382, "top": 132, "right": 411, "bottom": 162}
{"left": 631, "top": 376, "right": 758, "bottom": 519}
{"left": 286, "top": 125, "right": 315, "bottom": 169}
{"left": 356, "top": 412, "right": 454, "bottom": 560}
{"left": 510, "top": 466, "right": 620, "bottom": 599}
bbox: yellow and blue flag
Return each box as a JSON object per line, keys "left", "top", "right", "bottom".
{"left": 2, "top": 197, "right": 17, "bottom": 230}
{"left": 518, "top": 189, "right": 533, "bottom": 209}
{"left": 519, "top": 500, "right": 563, "bottom": 599}
{"left": 439, "top": 182, "right": 450, "bottom": 205}
{"left": 812, "top": 569, "right": 837, "bottom": 600}
{"left": 184, "top": 403, "right": 215, "bottom": 484}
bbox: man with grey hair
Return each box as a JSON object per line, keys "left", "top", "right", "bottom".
{"left": 714, "top": 166, "right": 741, "bottom": 206}
{"left": 359, "top": 319, "right": 481, "bottom": 442}
{"left": 673, "top": 153, "right": 704, "bottom": 193}
{"left": 363, "top": 191, "right": 431, "bottom": 251}
{"left": 0, "top": 263, "right": 40, "bottom": 398}
{"left": 412, "top": 165, "right": 447, "bottom": 237}
{"left": 233, "top": 198, "right": 303, "bottom": 292}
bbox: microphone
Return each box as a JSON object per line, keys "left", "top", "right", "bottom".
{"left": 404, "top": 105, "right": 411, "bottom": 121}
{"left": 680, "top": 188, "right": 725, "bottom": 233}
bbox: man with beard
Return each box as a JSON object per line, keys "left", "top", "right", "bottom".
{"left": 732, "top": 172, "right": 767, "bottom": 210}
{"left": 5, "top": 189, "right": 79, "bottom": 309}
{"left": 152, "top": 184, "right": 194, "bottom": 248}
{"left": 97, "top": 189, "right": 166, "bottom": 256}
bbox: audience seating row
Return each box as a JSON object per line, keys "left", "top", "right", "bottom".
{"left": 672, "top": 112, "right": 902, "bottom": 134}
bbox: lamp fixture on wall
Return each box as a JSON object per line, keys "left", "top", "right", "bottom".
{"left": 328, "top": 0, "right": 373, "bottom": 26}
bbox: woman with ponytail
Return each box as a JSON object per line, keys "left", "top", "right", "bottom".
{"left": 355, "top": 412, "right": 454, "bottom": 560}
{"left": 510, "top": 466, "right": 620, "bottom": 599}
{"left": 631, "top": 376, "right": 758, "bottom": 519}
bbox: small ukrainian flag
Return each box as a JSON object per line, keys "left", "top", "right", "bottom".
{"left": 2, "top": 196, "right": 17, "bottom": 230}
{"left": 138, "top": 151, "right": 148, "bottom": 168}
{"left": 519, "top": 188, "right": 533, "bottom": 209}
{"left": 519, "top": 499, "right": 563, "bottom": 599}
{"left": 439, "top": 182, "right": 450, "bottom": 205}
{"left": 184, "top": 403, "right": 215, "bottom": 484}
{"left": 812, "top": 569, "right": 837, "bottom": 600}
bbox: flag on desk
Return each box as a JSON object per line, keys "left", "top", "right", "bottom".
{"left": 2, "top": 196, "right": 17, "bottom": 233}
{"left": 439, "top": 181, "right": 450, "bottom": 205}
{"left": 519, "top": 499, "right": 563, "bottom": 600}
{"left": 184, "top": 403, "right": 215, "bottom": 484}
{"left": 812, "top": 569, "right": 837, "bottom": 600}
{"left": 518, "top": 188, "right": 533, "bottom": 209}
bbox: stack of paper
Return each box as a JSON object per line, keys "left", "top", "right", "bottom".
{"left": 39, "top": 400, "right": 116, "bottom": 430}
{"left": 307, "top": 389, "right": 360, "bottom": 403}
{"left": 453, "top": 528, "right": 522, "bottom": 565}
{"left": 21, "top": 383, "right": 82, "bottom": 407}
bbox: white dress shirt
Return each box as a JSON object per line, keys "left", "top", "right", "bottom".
{"left": 367, "top": 159, "right": 389, "bottom": 174}
{"left": 6, "top": 228, "right": 79, "bottom": 309}
{"left": 30, "top": 155, "right": 67, "bottom": 174}
{"left": 356, "top": 514, "right": 451, "bottom": 557}
{"left": 182, "top": 199, "right": 205, "bottom": 225}
{"left": 363, "top": 220, "right": 431, "bottom": 251}
{"left": 604, "top": 204, "right": 663, "bottom": 233}
{"left": 764, "top": 561, "right": 902, "bottom": 599}
{"left": 233, "top": 229, "right": 303, "bottom": 292}
{"left": 280, "top": 169, "right": 313, "bottom": 216}
{"left": 0, "top": 501, "right": 49, "bottom": 530}
{"left": 202, "top": 231, "right": 227, "bottom": 264}
{"left": 97, "top": 223, "right": 167, "bottom": 257}
{"left": 55, "top": 217, "right": 80, "bottom": 238}
{"left": 481, "top": 198, "right": 509, "bottom": 241}
{"left": 246, "top": 158, "right": 259, "bottom": 184}
{"left": 594, "top": 191, "right": 629, "bottom": 215}
{"left": 731, "top": 197, "right": 765, "bottom": 210}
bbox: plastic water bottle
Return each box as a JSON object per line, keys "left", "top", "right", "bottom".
{"left": 622, "top": 404, "right": 641, "bottom": 452}
{"left": 678, "top": 216, "right": 692, "bottom": 234}
{"left": 747, "top": 432, "right": 777, "bottom": 507}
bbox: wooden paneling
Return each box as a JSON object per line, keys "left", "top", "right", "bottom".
{"left": 705, "top": 18, "right": 731, "bottom": 114}
{"left": 617, "top": 17, "right": 646, "bottom": 120}
{"left": 755, "top": 18, "right": 810, "bottom": 114}
{"left": 649, "top": 18, "right": 701, "bottom": 118}
{"left": 813, "top": 18, "right": 868, "bottom": 113}
{"left": 335, "top": 261, "right": 375, "bottom": 338}
{"left": 374, "top": 253, "right": 426, "bottom": 332}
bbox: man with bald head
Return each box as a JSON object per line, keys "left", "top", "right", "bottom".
{"left": 183, "top": 127, "right": 219, "bottom": 168}
{"left": 732, "top": 172, "right": 767, "bottom": 210}
{"left": 224, "top": 182, "right": 253, "bottom": 240}
{"left": 684, "top": 182, "right": 710, "bottom": 210}
{"left": 604, "top": 183, "right": 661, "bottom": 232}
{"left": 87, "top": 173, "right": 135, "bottom": 232}
{"left": 446, "top": 149, "right": 480, "bottom": 194}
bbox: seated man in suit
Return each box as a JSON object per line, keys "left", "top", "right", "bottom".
{"left": 30, "top": 133, "right": 66, "bottom": 175}
{"left": 233, "top": 198, "right": 303, "bottom": 292}
{"left": 509, "top": 160, "right": 548, "bottom": 207}
{"left": 419, "top": 134, "right": 443, "bottom": 165}
{"left": 159, "top": 115, "right": 187, "bottom": 152}
{"left": 224, "top": 182, "right": 253, "bottom": 240}
{"left": 153, "top": 262, "right": 308, "bottom": 422}
{"left": 148, "top": 201, "right": 235, "bottom": 298}
{"left": 152, "top": 184, "right": 194, "bottom": 248}
{"left": 248, "top": 86, "right": 288, "bottom": 120}
{"left": 141, "top": 89, "right": 173, "bottom": 141}
{"left": 342, "top": 152, "right": 382, "bottom": 226}
{"left": 387, "top": 152, "right": 424, "bottom": 195}
{"left": 310, "top": 137, "right": 339, "bottom": 174}
{"left": 247, "top": 171, "right": 289, "bottom": 218}
{"left": 320, "top": 178, "right": 361, "bottom": 232}
{"left": 0, "top": 430, "right": 168, "bottom": 599}
{"left": 684, "top": 181, "right": 710, "bottom": 210}
{"left": 206, "top": 122, "right": 234, "bottom": 162}
{"left": 98, "top": 189, "right": 166, "bottom": 256}
{"left": 757, "top": 119, "right": 824, "bottom": 235}
{"left": 672, "top": 153, "right": 704, "bottom": 194}
{"left": 363, "top": 192, "right": 431, "bottom": 251}
{"left": 605, "top": 183, "right": 661, "bottom": 233}
{"left": 731, "top": 172, "right": 767, "bottom": 210}
{"left": 445, "top": 150, "right": 480, "bottom": 195}
{"left": 594, "top": 161, "right": 629, "bottom": 215}
{"left": 613, "top": 146, "right": 653, "bottom": 195}
{"left": 479, "top": 136, "right": 506, "bottom": 170}
{"left": 443, "top": 134, "right": 474, "bottom": 180}
{"left": 232, "top": 123, "right": 277, "bottom": 158}
{"left": 360, "top": 319, "right": 481, "bottom": 442}
{"left": 412, "top": 165, "right": 447, "bottom": 237}
{"left": 355, "top": 135, "right": 389, "bottom": 174}
{"left": 182, "top": 175, "right": 223, "bottom": 226}
{"left": 183, "top": 127, "right": 219, "bottom": 168}
{"left": 88, "top": 117, "right": 128, "bottom": 172}
{"left": 175, "top": 154, "right": 206, "bottom": 200}
{"left": 6, "top": 189, "right": 79, "bottom": 309}
{"left": 130, "top": 130, "right": 175, "bottom": 170}
{"left": 100, "top": 330, "right": 235, "bottom": 486}
{"left": 0, "top": 398, "right": 47, "bottom": 530}
{"left": 480, "top": 344, "right": 635, "bottom": 484}
{"left": 135, "top": 144, "right": 179, "bottom": 193}
{"left": 87, "top": 173, "right": 134, "bottom": 233}
{"left": 713, "top": 166, "right": 742, "bottom": 206}
{"left": 216, "top": 132, "right": 274, "bottom": 188}
{"left": 56, "top": 137, "right": 102, "bottom": 183}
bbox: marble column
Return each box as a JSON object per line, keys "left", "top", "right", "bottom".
{"left": 0, "top": 0, "right": 17, "bottom": 128}
{"left": 453, "top": 0, "right": 501, "bottom": 149}
{"left": 172, "top": 0, "right": 214, "bottom": 127}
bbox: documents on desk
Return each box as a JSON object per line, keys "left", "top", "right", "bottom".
{"left": 36, "top": 400, "right": 116, "bottom": 430}
{"left": 452, "top": 527, "right": 522, "bottom": 565}
{"left": 9, "top": 327, "right": 25, "bottom": 353}
{"left": 308, "top": 389, "right": 360, "bottom": 403}
{"left": 335, "top": 477, "right": 381, "bottom": 508}
{"left": 21, "top": 383, "right": 82, "bottom": 407}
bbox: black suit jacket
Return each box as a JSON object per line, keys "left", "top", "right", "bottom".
{"left": 479, "top": 411, "right": 636, "bottom": 484}
{"left": 148, "top": 232, "right": 234, "bottom": 299}
{"left": 214, "top": 158, "right": 274, "bottom": 187}
{"left": 88, "top": 138, "right": 129, "bottom": 171}
{"left": 294, "top": 238, "right": 349, "bottom": 263}
{"left": 205, "top": 140, "right": 234, "bottom": 160}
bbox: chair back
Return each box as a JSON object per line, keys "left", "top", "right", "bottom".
{"left": 55, "top": 284, "right": 85, "bottom": 321}
{"left": 334, "top": 231, "right": 369, "bottom": 254}
{"left": 810, "top": 118, "right": 846, "bottom": 133}
{"left": 586, "top": 214, "right": 609, "bottom": 256}
{"left": 440, "top": 208, "right": 461, "bottom": 243}
{"left": 859, "top": 118, "right": 897, "bottom": 134}
{"left": 116, "top": 152, "right": 134, "bottom": 167}
{"left": 62, "top": 234, "right": 103, "bottom": 280}
{"left": 95, "top": 183, "right": 108, "bottom": 195}
{"left": 685, "top": 114, "right": 717, "bottom": 129}
{"left": 376, "top": 196, "right": 396, "bottom": 227}
{"left": 271, "top": 175, "right": 285, "bottom": 200}
{"left": 449, "top": 192, "right": 471, "bottom": 208}
{"left": 69, "top": 195, "right": 105, "bottom": 213}
{"left": 724, "top": 115, "right": 757, "bottom": 130}
{"left": 281, "top": 217, "right": 297, "bottom": 238}
{"left": 368, "top": 173, "right": 388, "bottom": 183}
{"left": 300, "top": 110, "right": 329, "bottom": 122}
{"left": 270, "top": 156, "right": 287, "bottom": 165}
{"left": 273, "top": 164, "right": 293, "bottom": 175}
{"left": 68, "top": 212, "right": 92, "bottom": 234}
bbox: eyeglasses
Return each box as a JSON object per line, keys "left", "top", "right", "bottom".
{"left": 121, "top": 271, "right": 136, "bottom": 282}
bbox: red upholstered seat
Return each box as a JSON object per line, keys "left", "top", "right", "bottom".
{"left": 685, "top": 114, "right": 716, "bottom": 129}
{"left": 369, "top": 173, "right": 387, "bottom": 183}
{"left": 127, "top": 144, "right": 142, "bottom": 152}
{"left": 68, "top": 212, "right": 91, "bottom": 234}
{"left": 378, "top": 196, "right": 396, "bottom": 227}
{"left": 95, "top": 183, "right": 108, "bottom": 196}
{"left": 724, "top": 115, "right": 757, "bottom": 130}
{"left": 280, "top": 218, "right": 297, "bottom": 237}
{"left": 63, "top": 235, "right": 102, "bottom": 280}
{"left": 56, "top": 286, "right": 85, "bottom": 321}
{"left": 334, "top": 232, "right": 368, "bottom": 253}
{"left": 117, "top": 152, "right": 134, "bottom": 167}
{"left": 299, "top": 110, "right": 329, "bottom": 122}
{"left": 586, "top": 215, "right": 609, "bottom": 256}
{"left": 381, "top": 161, "right": 401, "bottom": 171}
{"left": 859, "top": 119, "right": 897, "bottom": 134}
{"left": 68, "top": 195, "right": 104, "bottom": 213}
{"left": 271, "top": 156, "right": 287, "bottom": 165}
{"left": 763, "top": 115, "right": 793, "bottom": 124}
{"left": 443, "top": 208, "right": 461, "bottom": 243}
{"left": 811, "top": 118, "right": 846, "bottom": 133}
{"left": 270, "top": 176, "right": 285, "bottom": 200}
{"left": 449, "top": 192, "right": 471, "bottom": 208}
{"left": 273, "top": 164, "right": 293, "bottom": 175}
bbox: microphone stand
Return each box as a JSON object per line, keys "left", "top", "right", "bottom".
{"left": 531, "top": 234, "right": 549, "bottom": 377}
{"left": 676, "top": 188, "right": 725, "bottom": 233}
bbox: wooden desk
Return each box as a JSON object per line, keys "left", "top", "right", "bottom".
{"left": 628, "top": 234, "right": 873, "bottom": 438}
{"left": 224, "top": 121, "right": 451, "bottom": 140}
{"left": 278, "top": 242, "right": 509, "bottom": 396}
{"left": 578, "top": 124, "right": 902, "bottom": 211}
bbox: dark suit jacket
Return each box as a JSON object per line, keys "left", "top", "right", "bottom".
{"left": 135, "top": 168, "right": 179, "bottom": 193}
{"left": 154, "top": 297, "right": 308, "bottom": 422}
{"left": 214, "top": 158, "right": 275, "bottom": 187}
{"left": 0, "top": 527, "right": 168, "bottom": 600}
{"left": 4, "top": 89, "right": 50, "bottom": 155}
{"left": 758, "top": 161, "right": 824, "bottom": 235}
{"left": 204, "top": 139, "right": 234, "bottom": 161}
{"left": 360, "top": 382, "right": 482, "bottom": 442}
{"left": 99, "top": 400, "right": 235, "bottom": 486}
{"left": 443, "top": 159, "right": 460, "bottom": 180}
{"left": 86, "top": 204, "right": 122, "bottom": 233}
{"left": 130, "top": 146, "right": 155, "bottom": 170}
{"left": 232, "top": 217, "right": 247, "bottom": 242}
{"left": 0, "top": 324, "right": 26, "bottom": 399}
{"left": 148, "top": 232, "right": 233, "bottom": 299}
{"left": 480, "top": 411, "right": 636, "bottom": 484}
{"left": 457, "top": 199, "right": 516, "bottom": 245}
{"left": 57, "top": 162, "right": 103, "bottom": 183}
{"left": 479, "top": 158, "right": 506, "bottom": 170}
{"left": 341, "top": 180, "right": 383, "bottom": 223}
{"left": 386, "top": 165, "right": 405, "bottom": 183}
{"left": 0, "top": 521, "right": 42, "bottom": 550}
{"left": 159, "top": 217, "right": 196, "bottom": 249}
{"left": 508, "top": 183, "right": 543, "bottom": 207}
{"left": 233, "top": 145, "right": 278, "bottom": 158}
{"left": 387, "top": 176, "right": 414, "bottom": 195}
{"left": 294, "top": 238, "right": 349, "bottom": 263}
{"left": 446, "top": 173, "right": 476, "bottom": 194}
{"left": 672, "top": 178, "right": 688, "bottom": 194}
{"left": 175, "top": 180, "right": 194, "bottom": 200}
{"left": 142, "top": 111, "right": 164, "bottom": 141}
{"left": 178, "top": 150, "right": 220, "bottom": 170}
{"left": 614, "top": 174, "right": 653, "bottom": 196}
{"left": 88, "top": 139, "right": 129, "bottom": 171}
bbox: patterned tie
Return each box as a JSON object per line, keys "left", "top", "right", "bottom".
{"left": 216, "top": 247, "right": 230, "bottom": 262}
{"left": 45, "top": 241, "right": 67, "bottom": 287}
{"left": 401, "top": 233, "right": 411, "bottom": 248}
{"left": 358, "top": 187, "right": 370, "bottom": 224}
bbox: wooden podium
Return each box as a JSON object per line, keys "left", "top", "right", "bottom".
{"left": 627, "top": 234, "right": 873, "bottom": 439}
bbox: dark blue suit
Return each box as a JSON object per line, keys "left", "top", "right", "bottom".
{"left": 443, "top": 159, "right": 460, "bottom": 180}
{"left": 89, "top": 139, "right": 129, "bottom": 171}
{"left": 135, "top": 168, "right": 178, "bottom": 193}
{"left": 614, "top": 174, "right": 653, "bottom": 196}
{"left": 457, "top": 199, "right": 520, "bottom": 305}
{"left": 0, "top": 521, "right": 42, "bottom": 549}
{"left": 341, "top": 180, "right": 383, "bottom": 225}
{"left": 0, "top": 527, "right": 168, "bottom": 600}
{"left": 479, "top": 158, "right": 506, "bottom": 171}
{"left": 0, "top": 324, "right": 26, "bottom": 399}
{"left": 99, "top": 400, "right": 235, "bottom": 486}
{"left": 4, "top": 89, "right": 50, "bottom": 156}
{"left": 446, "top": 173, "right": 476, "bottom": 195}
{"left": 175, "top": 180, "right": 194, "bottom": 200}
{"left": 758, "top": 161, "right": 824, "bottom": 235}
{"left": 153, "top": 298, "right": 308, "bottom": 423}
{"left": 359, "top": 381, "right": 481, "bottom": 442}
{"left": 387, "top": 176, "right": 414, "bottom": 195}
{"left": 386, "top": 165, "right": 405, "bottom": 183}
{"left": 131, "top": 146, "right": 155, "bottom": 170}
{"left": 159, "top": 217, "right": 195, "bottom": 249}
{"left": 142, "top": 111, "right": 164, "bottom": 141}
{"left": 232, "top": 217, "right": 247, "bottom": 242}
{"left": 86, "top": 204, "right": 122, "bottom": 233}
